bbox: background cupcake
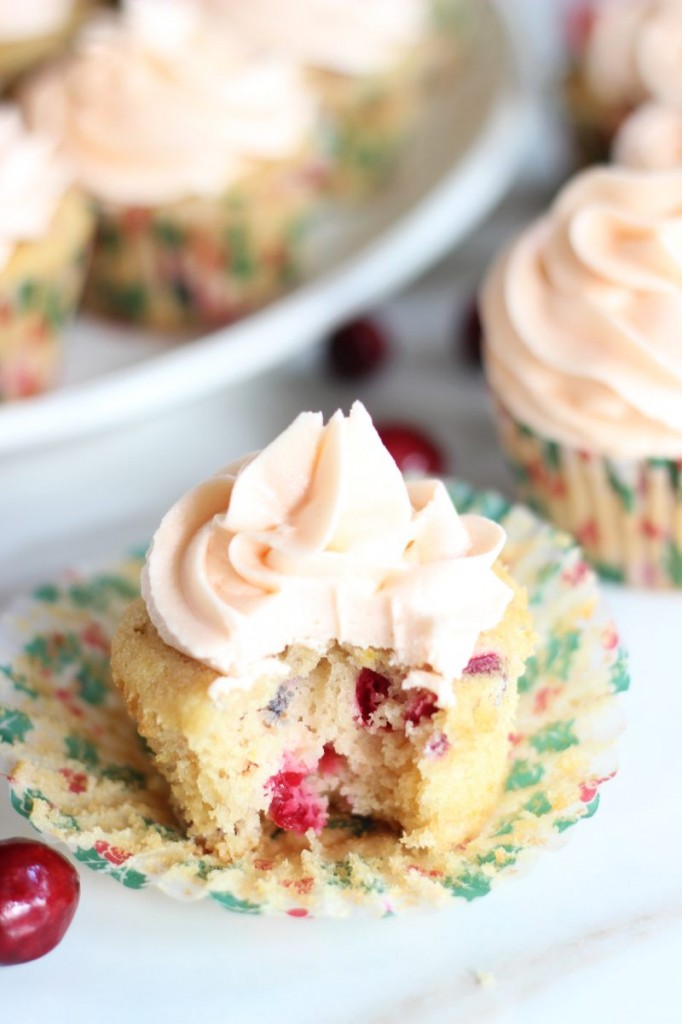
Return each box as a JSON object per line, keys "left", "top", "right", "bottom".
{"left": 565, "top": 0, "right": 682, "bottom": 166}
{"left": 22, "top": 0, "right": 323, "bottom": 332}
{"left": 0, "top": 0, "right": 94, "bottom": 90}
{"left": 614, "top": 101, "right": 682, "bottom": 170}
{"left": 0, "top": 105, "right": 92, "bottom": 401}
{"left": 481, "top": 166, "right": 682, "bottom": 588}
{"left": 212, "top": 0, "right": 478, "bottom": 199}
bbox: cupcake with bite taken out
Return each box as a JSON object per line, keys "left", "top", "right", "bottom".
{"left": 111, "top": 402, "right": 534, "bottom": 864}
{"left": 210, "top": 0, "right": 479, "bottom": 198}
{"left": 22, "top": 0, "right": 324, "bottom": 331}
{"left": 0, "top": 104, "right": 92, "bottom": 401}
{"left": 565, "top": 0, "right": 682, "bottom": 166}
{"left": 481, "top": 165, "right": 682, "bottom": 588}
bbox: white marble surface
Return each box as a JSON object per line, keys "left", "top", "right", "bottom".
{"left": 3, "top": 2, "right": 682, "bottom": 1020}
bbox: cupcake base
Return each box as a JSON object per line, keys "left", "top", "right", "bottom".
{"left": 0, "top": 189, "right": 93, "bottom": 400}
{"left": 110, "top": 576, "right": 532, "bottom": 863}
{"left": 84, "top": 161, "right": 323, "bottom": 331}
{"left": 318, "top": 0, "right": 479, "bottom": 199}
{"left": 494, "top": 404, "right": 682, "bottom": 588}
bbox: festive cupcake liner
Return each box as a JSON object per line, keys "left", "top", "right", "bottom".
{"left": 318, "top": 0, "right": 479, "bottom": 200}
{"left": 494, "top": 404, "right": 682, "bottom": 589}
{"left": 0, "top": 195, "right": 93, "bottom": 401}
{"left": 84, "top": 161, "right": 324, "bottom": 331}
{"left": 0, "top": 482, "right": 628, "bottom": 917}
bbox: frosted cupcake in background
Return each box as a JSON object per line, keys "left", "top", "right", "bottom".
{"left": 22, "top": 0, "right": 323, "bottom": 331}
{"left": 0, "top": 105, "right": 92, "bottom": 401}
{"left": 211, "top": 0, "right": 479, "bottom": 198}
{"left": 0, "top": 0, "right": 93, "bottom": 89}
{"left": 565, "top": 0, "right": 682, "bottom": 166}
{"left": 614, "top": 101, "right": 682, "bottom": 170}
{"left": 481, "top": 167, "right": 682, "bottom": 588}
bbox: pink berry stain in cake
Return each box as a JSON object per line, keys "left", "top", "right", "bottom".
{"left": 424, "top": 733, "right": 451, "bottom": 759}
{"left": 355, "top": 667, "right": 391, "bottom": 726}
{"left": 318, "top": 743, "right": 346, "bottom": 777}
{"left": 405, "top": 690, "right": 438, "bottom": 727}
{"left": 464, "top": 652, "right": 501, "bottom": 675}
{"left": 266, "top": 759, "right": 328, "bottom": 835}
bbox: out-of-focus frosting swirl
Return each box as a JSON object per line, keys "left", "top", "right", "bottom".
{"left": 614, "top": 101, "right": 682, "bottom": 170}
{"left": 482, "top": 167, "right": 682, "bottom": 459}
{"left": 142, "top": 403, "right": 512, "bottom": 707}
{"left": 584, "top": 0, "right": 682, "bottom": 108}
{"left": 22, "top": 0, "right": 317, "bottom": 206}
{"left": 208, "top": 0, "right": 428, "bottom": 76}
{"left": 0, "top": 0, "right": 73, "bottom": 42}
{"left": 0, "top": 105, "right": 70, "bottom": 271}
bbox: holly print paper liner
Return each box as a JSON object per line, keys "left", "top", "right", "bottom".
{"left": 319, "top": 0, "right": 480, "bottom": 200}
{"left": 83, "top": 162, "right": 322, "bottom": 332}
{"left": 0, "top": 190, "right": 93, "bottom": 401}
{"left": 495, "top": 404, "right": 682, "bottom": 589}
{"left": 0, "top": 483, "right": 628, "bottom": 917}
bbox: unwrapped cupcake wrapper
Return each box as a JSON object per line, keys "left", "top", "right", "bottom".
{"left": 494, "top": 403, "right": 682, "bottom": 588}
{"left": 0, "top": 483, "right": 628, "bottom": 917}
{"left": 84, "top": 164, "right": 323, "bottom": 331}
{"left": 0, "top": 238, "right": 91, "bottom": 401}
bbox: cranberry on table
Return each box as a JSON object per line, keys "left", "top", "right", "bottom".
{"left": 377, "top": 422, "right": 445, "bottom": 475}
{"left": 0, "top": 838, "right": 80, "bottom": 966}
{"left": 327, "top": 317, "right": 390, "bottom": 379}
{"left": 458, "top": 296, "right": 483, "bottom": 368}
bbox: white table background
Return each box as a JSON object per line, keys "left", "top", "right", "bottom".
{"left": 3, "top": 2, "right": 682, "bottom": 1020}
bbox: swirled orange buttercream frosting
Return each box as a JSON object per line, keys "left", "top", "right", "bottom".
{"left": 0, "top": 0, "right": 73, "bottom": 41}
{"left": 22, "top": 0, "right": 317, "bottom": 206}
{"left": 481, "top": 167, "right": 682, "bottom": 459}
{"left": 208, "top": 0, "right": 427, "bottom": 77}
{"left": 584, "top": 0, "right": 682, "bottom": 108}
{"left": 141, "top": 403, "right": 512, "bottom": 706}
{"left": 615, "top": 101, "right": 682, "bottom": 170}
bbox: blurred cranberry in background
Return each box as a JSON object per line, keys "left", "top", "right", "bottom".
{"left": 377, "top": 423, "right": 445, "bottom": 475}
{"left": 327, "top": 316, "right": 390, "bottom": 379}
{"left": 458, "top": 295, "right": 483, "bottom": 369}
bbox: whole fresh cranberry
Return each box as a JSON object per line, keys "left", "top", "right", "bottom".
{"left": 327, "top": 317, "right": 390, "bottom": 379}
{"left": 377, "top": 423, "right": 445, "bottom": 475}
{"left": 459, "top": 297, "right": 483, "bottom": 368}
{"left": 0, "top": 838, "right": 80, "bottom": 966}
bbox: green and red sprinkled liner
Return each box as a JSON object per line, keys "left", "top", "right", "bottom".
{"left": 0, "top": 483, "right": 628, "bottom": 917}
{"left": 494, "top": 403, "right": 682, "bottom": 589}
{"left": 83, "top": 170, "right": 322, "bottom": 331}
{"left": 0, "top": 243, "right": 90, "bottom": 401}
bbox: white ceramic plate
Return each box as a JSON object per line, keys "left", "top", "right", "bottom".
{"left": 0, "top": 2, "right": 531, "bottom": 455}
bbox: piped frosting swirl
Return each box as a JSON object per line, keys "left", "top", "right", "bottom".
{"left": 142, "top": 403, "right": 512, "bottom": 706}
{"left": 0, "top": 0, "right": 73, "bottom": 43}
{"left": 615, "top": 101, "right": 682, "bottom": 170}
{"left": 22, "top": 0, "right": 318, "bottom": 206}
{"left": 0, "top": 105, "right": 71, "bottom": 271}
{"left": 584, "top": 0, "right": 682, "bottom": 108}
{"left": 207, "top": 0, "right": 428, "bottom": 76}
{"left": 482, "top": 166, "right": 682, "bottom": 459}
